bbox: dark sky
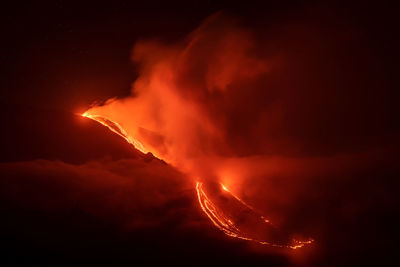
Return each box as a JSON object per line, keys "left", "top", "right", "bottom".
{"left": 1, "top": 1, "right": 396, "bottom": 112}
{"left": 0, "top": 1, "right": 399, "bottom": 266}
{"left": 1, "top": 1, "right": 243, "bottom": 111}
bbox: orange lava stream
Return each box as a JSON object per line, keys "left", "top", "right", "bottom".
{"left": 82, "top": 112, "right": 148, "bottom": 154}
{"left": 81, "top": 113, "right": 313, "bottom": 249}
{"left": 196, "top": 182, "right": 313, "bottom": 249}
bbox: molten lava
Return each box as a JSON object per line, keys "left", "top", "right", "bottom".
{"left": 196, "top": 182, "right": 313, "bottom": 249}
{"left": 82, "top": 112, "right": 148, "bottom": 154}
{"left": 81, "top": 113, "right": 313, "bottom": 249}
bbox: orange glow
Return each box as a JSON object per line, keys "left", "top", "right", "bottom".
{"left": 82, "top": 112, "right": 148, "bottom": 154}
{"left": 221, "top": 184, "right": 229, "bottom": 192}
{"left": 197, "top": 182, "right": 313, "bottom": 249}
{"left": 81, "top": 113, "right": 313, "bottom": 249}
{"left": 80, "top": 15, "right": 314, "bottom": 250}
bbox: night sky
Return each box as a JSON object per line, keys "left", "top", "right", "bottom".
{"left": 1, "top": 1, "right": 399, "bottom": 266}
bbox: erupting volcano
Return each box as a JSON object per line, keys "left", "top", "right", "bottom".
{"left": 2, "top": 1, "right": 399, "bottom": 266}
{"left": 78, "top": 13, "right": 320, "bottom": 250}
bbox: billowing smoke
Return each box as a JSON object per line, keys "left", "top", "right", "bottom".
{"left": 84, "top": 14, "right": 280, "bottom": 184}
{"left": 84, "top": 11, "right": 396, "bottom": 184}
{"left": 82, "top": 11, "right": 399, "bottom": 257}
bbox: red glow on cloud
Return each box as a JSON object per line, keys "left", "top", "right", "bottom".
{"left": 82, "top": 14, "right": 316, "bottom": 248}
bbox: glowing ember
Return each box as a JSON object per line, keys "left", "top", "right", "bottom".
{"left": 81, "top": 113, "right": 313, "bottom": 249}
{"left": 221, "top": 184, "right": 229, "bottom": 192}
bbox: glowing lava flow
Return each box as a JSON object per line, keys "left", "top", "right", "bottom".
{"left": 81, "top": 112, "right": 313, "bottom": 249}
{"left": 196, "top": 182, "right": 243, "bottom": 238}
{"left": 82, "top": 112, "right": 148, "bottom": 154}
{"left": 196, "top": 182, "right": 313, "bottom": 249}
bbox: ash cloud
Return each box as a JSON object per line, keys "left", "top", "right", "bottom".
{"left": 82, "top": 11, "right": 399, "bottom": 265}
{"left": 84, "top": 12, "right": 398, "bottom": 174}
